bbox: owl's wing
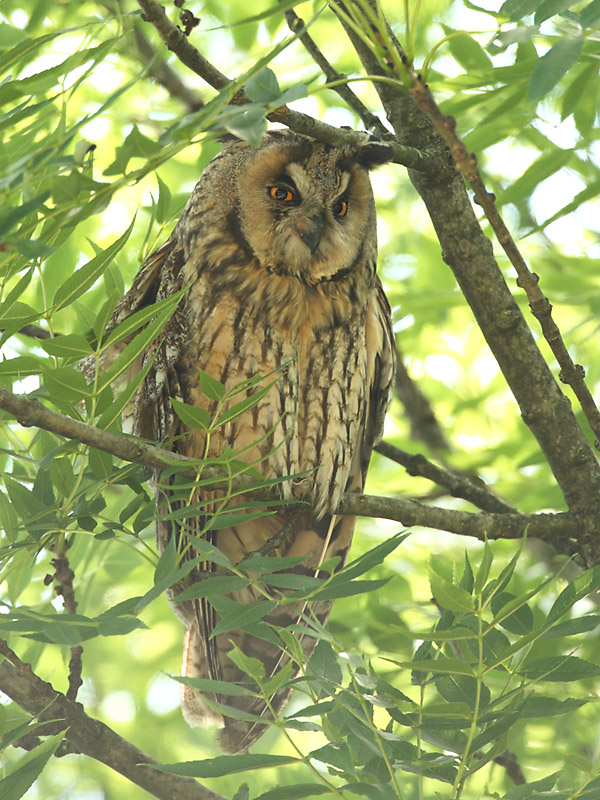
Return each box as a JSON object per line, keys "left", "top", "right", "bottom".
{"left": 360, "top": 277, "right": 396, "bottom": 480}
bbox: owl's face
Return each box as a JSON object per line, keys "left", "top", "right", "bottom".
{"left": 234, "top": 134, "right": 389, "bottom": 285}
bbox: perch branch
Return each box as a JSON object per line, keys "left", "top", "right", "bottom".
{"left": 0, "top": 639, "right": 228, "bottom": 800}
{"left": 0, "top": 387, "right": 583, "bottom": 550}
{"left": 134, "top": 0, "right": 433, "bottom": 172}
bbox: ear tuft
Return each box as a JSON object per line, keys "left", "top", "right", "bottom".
{"left": 355, "top": 141, "right": 394, "bottom": 169}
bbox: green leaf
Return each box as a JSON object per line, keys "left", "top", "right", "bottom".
{"left": 197, "top": 367, "right": 227, "bottom": 402}
{"left": 490, "top": 591, "right": 534, "bottom": 634}
{"left": 52, "top": 218, "right": 135, "bottom": 311}
{"left": 517, "top": 656, "right": 600, "bottom": 682}
{"left": 534, "top": 0, "right": 575, "bottom": 24}
{"left": 500, "top": 0, "right": 542, "bottom": 20}
{"left": 474, "top": 539, "right": 493, "bottom": 594}
{"left": 175, "top": 575, "right": 250, "bottom": 601}
{"left": 436, "top": 675, "right": 491, "bottom": 710}
{"left": 223, "top": 105, "right": 268, "bottom": 147}
{"left": 0, "top": 191, "right": 50, "bottom": 239}
{"left": 209, "top": 597, "right": 278, "bottom": 639}
{"left": 226, "top": 643, "right": 266, "bottom": 679}
{"left": 170, "top": 675, "right": 257, "bottom": 697}
{"left": 446, "top": 30, "right": 493, "bottom": 72}
{"left": 396, "top": 658, "right": 475, "bottom": 676}
{"left": 156, "top": 173, "right": 172, "bottom": 224}
{"left": 245, "top": 67, "right": 281, "bottom": 102}
{"left": 42, "top": 366, "right": 89, "bottom": 403}
{"left": 151, "top": 754, "right": 299, "bottom": 778}
{"left": 0, "top": 731, "right": 66, "bottom": 800}
{"left": 310, "top": 577, "right": 390, "bottom": 601}
{"left": 528, "top": 36, "right": 583, "bottom": 102}
{"left": 430, "top": 574, "right": 473, "bottom": 612}
{"left": 41, "top": 333, "right": 93, "bottom": 359}
{"left": 216, "top": 378, "right": 278, "bottom": 427}
{"left": 547, "top": 565, "right": 600, "bottom": 623}
{"left": 500, "top": 771, "right": 559, "bottom": 798}
{"left": 307, "top": 640, "right": 342, "bottom": 684}
{"left": 170, "top": 397, "right": 211, "bottom": 431}
{"left": 581, "top": 0, "right": 600, "bottom": 27}
{"left": 542, "top": 614, "right": 600, "bottom": 638}
{"left": 254, "top": 784, "right": 332, "bottom": 800}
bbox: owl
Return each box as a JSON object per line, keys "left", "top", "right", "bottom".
{"left": 96, "top": 130, "right": 395, "bottom": 752}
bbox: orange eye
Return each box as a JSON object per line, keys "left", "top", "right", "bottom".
{"left": 333, "top": 198, "right": 348, "bottom": 217}
{"left": 269, "top": 186, "right": 294, "bottom": 202}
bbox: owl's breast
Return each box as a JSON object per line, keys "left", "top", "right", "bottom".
{"left": 175, "top": 284, "right": 369, "bottom": 517}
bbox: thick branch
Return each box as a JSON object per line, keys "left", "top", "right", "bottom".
{"left": 332, "top": 2, "right": 600, "bottom": 537}
{"left": 0, "top": 387, "right": 582, "bottom": 549}
{"left": 0, "top": 640, "right": 228, "bottom": 800}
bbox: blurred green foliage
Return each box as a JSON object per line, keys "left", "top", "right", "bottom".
{"left": 1, "top": 0, "right": 600, "bottom": 798}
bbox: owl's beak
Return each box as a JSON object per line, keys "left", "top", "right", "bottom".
{"left": 292, "top": 214, "right": 324, "bottom": 255}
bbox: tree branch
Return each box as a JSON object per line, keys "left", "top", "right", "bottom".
{"left": 375, "top": 441, "right": 516, "bottom": 515}
{"left": 134, "top": 0, "right": 434, "bottom": 172}
{"left": 402, "top": 64, "right": 600, "bottom": 451}
{"left": 0, "top": 639, "right": 228, "bottom": 800}
{"left": 331, "top": 1, "right": 600, "bottom": 545}
{"left": 0, "top": 387, "right": 583, "bottom": 551}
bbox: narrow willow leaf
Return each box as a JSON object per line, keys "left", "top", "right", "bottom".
{"left": 175, "top": 575, "right": 250, "bottom": 601}
{"left": 134, "top": 555, "right": 204, "bottom": 612}
{"left": 226, "top": 642, "right": 266, "bottom": 678}
{"left": 168, "top": 397, "right": 211, "bottom": 431}
{"left": 474, "top": 539, "right": 493, "bottom": 594}
{"left": 534, "top": 0, "right": 574, "bottom": 24}
{"left": 245, "top": 67, "right": 281, "bottom": 102}
{"left": 53, "top": 218, "right": 135, "bottom": 311}
{"left": 547, "top": 564, "right": 600, "bottom": 623}
{"left": 528, "top": 36, "right": 583, "bottom": 102}
{"left": 216, "top": 378, "right": 278, "bottom": 427}
{"left": 500, "top": 771, "right": 559, "bottom": 798}
{"left": 309, "top": 577, "right": 390, "bottom": 601}
{"left": 0, "top": 191, "right": 50, "bottom": 238}
{"left": 197, "top": 367, "right": 227, "bottom": 401}
{"left": 542, "top": 614, "right": 600, "bottom": 638}
{"left": 150, "top": 754, "right": 299, "bottom": 778}
{"left": 170, "top": 675, "right": 257, "bottom": 697}
{"left": 0, "top": 731, "right": 66, "bottom": 800}
{"left": 396, "top": 658, "right": 476, "bottom": 676}
{"left": 517, "top": 655, "right": 600, "bottom": 682}
{"left": 254, "top": 784, "right": 332, "bottom": 800}
{"left": 41, "top": 333, "right": 93, "bottom": 358}
{"left": 490, "top": 591, "right": 534, "bottom": 634}
{"left": 430, "top": 574, "right": 473, "bottom": 612}
{"left": 210, "top": 598, "right": 277, "bottom": 639}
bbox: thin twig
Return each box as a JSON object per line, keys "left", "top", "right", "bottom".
{"left": 280, "top": 2, "right": 389, "bottom": 139}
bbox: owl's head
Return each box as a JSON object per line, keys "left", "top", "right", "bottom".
{"left": 230, "top": 132, "right": 391, "bottom": 285}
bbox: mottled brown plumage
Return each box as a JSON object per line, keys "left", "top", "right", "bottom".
{"left": 95, "top": 131, "right": 395, "bottom": 752}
